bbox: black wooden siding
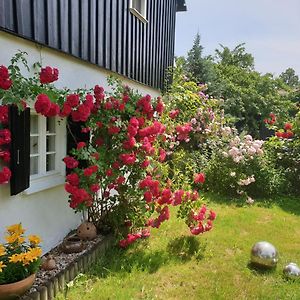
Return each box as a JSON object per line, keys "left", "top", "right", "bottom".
{"left": 0, "top": 0, "right": 178, "bottom": 90}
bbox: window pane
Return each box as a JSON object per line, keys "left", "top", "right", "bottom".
{"left": 132, "top": 0, "right": 142, "bottom": 12}
{"left": 46, "top": 136, "right": 56, "bottom": 152}
{"left": 30, "top": 115, "right": 38, "bottom": 134}
{"left": 47, "top": 117, "right": 56, "bottom": 133}
{"left": 30, "top": 136, "right": 39, "bottom": 154}
{"left": 30, "top": 157, "right": 39, "bottom": 175}
{"left": 46, "top": 154, "right": 55, "bottom": 172}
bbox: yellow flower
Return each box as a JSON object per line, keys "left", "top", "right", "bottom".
{"left": 22, "top": 247, "right": 42, "bottom": 265}
{"left": 28, "top": 247, "right": 42, "bottom": 259}
{"left": 5, "top": 233, "right": 19, "bottom": 244}
{"left": 28, "top": 235, "right": 41, "bottom": 245}
{"left": 0, "top": 244, "right": 6, "bottom": 257}
{"left": 0, "top": 261, "right": 6, "bottom": 272}
{"left": 9, "top": 253, "right": 32, "bottom": 266}
{"left": 9, "top": 253, "right": 24, "bottom": 264}
{"left": 21, "top": 253, "right": 32, "bottom": 266}
{"left": 6, "top": 223, "right": 25, "bottom": 235}
{"left": 5, "top": 233, "right": 25, "bottom": 245}
{"left": 17, "top": 236, "right": 25, "bottom": 244}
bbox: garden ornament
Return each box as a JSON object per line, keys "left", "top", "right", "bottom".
{"left": 61, "top": 235, "right": 84, "bottom": 253}
{"left": 41, "top": 255, "right": 56, "bottom": 271}
{"left": 77, "top": 221, "right": 97, "bottom": 240}
{"left": 283, "top": 263, "right": 300, "bottom": 279}
{"left": 250, "top": 241, "right": 278, "bottom": 268}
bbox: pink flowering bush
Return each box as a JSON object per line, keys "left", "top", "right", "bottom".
{"left": 162, "top": 70, "right": 231, "bottom": 199}
{"left": 203, "top": 128, "right": 280, "bottom": 199}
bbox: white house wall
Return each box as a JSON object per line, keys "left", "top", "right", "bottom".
{"left": 0, "top": 31, "right": 160, "bottom": 253}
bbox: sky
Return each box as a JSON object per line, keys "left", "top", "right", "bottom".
{"left": 175, "top": 0, "right": 300, "bottom": 76}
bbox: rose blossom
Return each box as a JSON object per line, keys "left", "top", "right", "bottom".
{"left": 0, "top": 66, "right": 12, "bottom": 90}
{"left": 0, "top": 105, "right": 8, "bottom": 124}
{"left": 63, "top": 156, "right": 79, "bottom": 169}
{"left": 0, "top": 166, "right": 11, "bottom": 184}
{"left": 0, "top": 150, "right": 10, "bottom": 162}
{"left": 66, "top": 94, "right": 80, "bottom": 107}
{"left": 0, "top": 129, "right": 11, "bottom": 145}
{"left": 77, "top": 142, "right": 86, "bottom": 149}
{"left": 34, "top": 94, "right": 51, "bottom": 115}
{"left": 194, "top": 173, "right": 205, "bottom": 184}
{"left": 39, "top": 66, "right": 59, "bottom": 84}
{"left": 66, "top": 173, "right": 80, "bottom": 186}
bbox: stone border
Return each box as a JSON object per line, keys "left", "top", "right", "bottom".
{"left": 21, "top": 235, "right": 114, "bottom": 300}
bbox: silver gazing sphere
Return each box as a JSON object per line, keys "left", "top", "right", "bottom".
{"left": 283, "top": 263, "right": 300, "bottom": 279}
{"left": 250, "top": 241, "right": 278, "bottom": 268}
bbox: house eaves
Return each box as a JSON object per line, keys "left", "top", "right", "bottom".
{"left": 176, "top": 0, "right": 187, "bottom": 12}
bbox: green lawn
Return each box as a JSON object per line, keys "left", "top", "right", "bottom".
{"left": 56, "top": 195, "right": 300, "bottom": 300}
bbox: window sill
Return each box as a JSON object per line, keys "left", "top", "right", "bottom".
{"left": 129, "top": 8, "right": 148, "bottom": 24}
{"left": 23, "top": 173, "right": 65, "bottom": 195}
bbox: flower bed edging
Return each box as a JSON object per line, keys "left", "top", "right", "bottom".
{"left": 21, "top": 234, "right": 115, "bottom": 300}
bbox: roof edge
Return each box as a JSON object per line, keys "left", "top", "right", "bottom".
{"left": 176, "top": 0, "right": 187, "bottom": 12}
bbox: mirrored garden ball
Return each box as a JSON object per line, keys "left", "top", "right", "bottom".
{"left": 250, "top": 241, "right": 278, "bottom": 268}
{"left": 283, "top": 263, "right": 300, "bottom": 279}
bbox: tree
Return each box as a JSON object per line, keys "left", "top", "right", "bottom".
{"left": 279, "top": 68, "right": 300, "bottom": 88}
{"left": 215, "top": 62, "right": 293, "bottom": 137}
{"left": 186, "top": 34, "right": 214, "bottom": 84}
{"left": 186, "top": 33, "right": 204, "bottom": 83}
{"left": 183, "top": 40, "right": 294, "bottom": 137}
{"left": 185, "top": 33, "right": 220, "bottom": 95}
{"left": 215, "top": 43, "right": 254, "bottom": 70}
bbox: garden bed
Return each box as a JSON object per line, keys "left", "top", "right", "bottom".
{"left": 20, "top": 234, "right": 114, "bottom": 300}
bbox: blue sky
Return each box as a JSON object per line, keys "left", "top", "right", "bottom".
{"left": 175, "top": 0, "right": 300, "bottom": 76}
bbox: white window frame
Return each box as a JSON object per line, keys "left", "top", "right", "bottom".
{"left": 24, "top": 112, "right": 66, "bottom": 195}
{"left": 129, "top": 0, "right": 148, "bottom": 23}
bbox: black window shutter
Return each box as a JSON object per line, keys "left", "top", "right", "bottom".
{"left": 66, "top": 118, "right": 90, "bottom": 172}
{"left": 9, "top": 105, "right": 30, "bottom": 195}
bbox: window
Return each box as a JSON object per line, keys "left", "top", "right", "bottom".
{"left": 25, "top": 113, "right": 66, "bottom": 194}
{"left": 129, "top": 0, "right": 148, "bottom": 23}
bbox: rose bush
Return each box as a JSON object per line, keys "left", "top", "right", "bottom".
{"left": 63, "top": 77, "right": 216, "bottom": 240}
{"left": 0, "top": 96, "right": 11, "bottom": 184}
{"left": 204, "top": 131, "right": 265, "bottom": 199}
{"left": 263, "top": 110, "right": 300, "bottom": 195}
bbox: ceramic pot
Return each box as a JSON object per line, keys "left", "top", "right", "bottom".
{"left": 61, "top": 235, "right": 84, "bottom": 254}
{"left": 0, "top": 273, "right": 35, "bottom": 300}
{"left": 41, "top": 255, "right": 56, "bottom": 271}
{"left": 77, "top": 222, "right": 97, "bottom": 240}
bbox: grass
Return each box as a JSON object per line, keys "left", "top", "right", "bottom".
{"left": 56, "top": 195, "right": 300, "bottom": 300}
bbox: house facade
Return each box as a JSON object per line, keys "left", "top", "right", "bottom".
{"left": 0, "top": 0, "right": 186, "bottom": 252}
